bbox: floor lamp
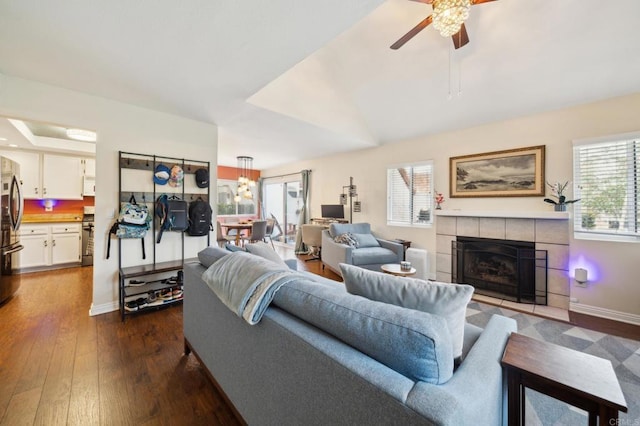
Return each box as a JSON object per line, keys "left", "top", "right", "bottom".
{"left": 340, "top": 176, "right": 360, "bottom": 223}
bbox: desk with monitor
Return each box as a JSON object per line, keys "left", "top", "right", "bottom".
{"left": 310, "top": 218, "right": 349, "bottom": 225}
{"left": 313, "top": 204, "right": 349, "bottom": 225}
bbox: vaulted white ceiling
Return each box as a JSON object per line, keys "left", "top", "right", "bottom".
{"left": 1, "top": 0, "right": 639, "bottom": 169}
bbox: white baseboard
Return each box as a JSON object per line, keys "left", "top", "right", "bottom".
{"left": 89, "top": 301, "right": 119, "bottom": 316}
{"left": 570, "top": 302, "right": 640, "bottom": 326}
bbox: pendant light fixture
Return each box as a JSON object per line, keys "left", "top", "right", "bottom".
{"left": 235, "top": 156, "right": 256, "bottom": 202}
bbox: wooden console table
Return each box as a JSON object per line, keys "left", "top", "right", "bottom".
{"left": 501, "top": 333, "right": 627, "bottom": 426}
{"left": 310, "top": 218, "right": 349, "bottom": 225}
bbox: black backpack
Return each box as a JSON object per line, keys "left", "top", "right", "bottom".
{"left": 155, "top": 194, "right": 188, "bottom": 243}
{"left": 187, "top": 198, "right": 213, "bottom": 236}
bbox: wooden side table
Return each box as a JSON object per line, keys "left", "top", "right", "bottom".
{"left": 501, "top": 333, "right": 627, "bottom": 426}
{"left": 392, "top": 239, "right": 411, "bottom": 260}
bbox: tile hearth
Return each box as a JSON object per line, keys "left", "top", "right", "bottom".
{"left": 473, "top": 294, "right": 570, "bottom": 323}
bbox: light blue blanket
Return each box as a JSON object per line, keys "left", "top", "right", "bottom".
{"left": 201, "top": 251, "right": 305, "bottom": 325}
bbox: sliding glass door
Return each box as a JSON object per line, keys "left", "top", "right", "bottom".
{"left": 263, "top": 177, "right": 302, "bottom": 245}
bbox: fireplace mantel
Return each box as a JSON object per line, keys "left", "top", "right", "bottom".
{"left": 436, "top": 210, "right": 570, "bottom": 220}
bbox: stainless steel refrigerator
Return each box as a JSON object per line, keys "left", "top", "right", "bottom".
{"left": 0, "top": 156, "right": 23, "bottom": 305}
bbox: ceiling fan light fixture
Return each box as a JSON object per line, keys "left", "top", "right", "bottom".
{"left": 432, "top": 0, "right": 471, "bottom": 37}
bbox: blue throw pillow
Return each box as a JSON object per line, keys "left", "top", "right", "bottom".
{"left": 353, "top": 233, "right": 380, "bottom": 248}
{"left": 198, "top": 246, "right": 230, "bottom": 268}
{"left": 273, "top": 279, "right": 454, "bottom": 384}
{"left": 224, "top": 243, "right": 246, "bottom": 252}
{"left": 340, "top": 263, "right": 474, "bottom": 358}
{"left": 245, "top": 241, "right": 288, "bottom": 267}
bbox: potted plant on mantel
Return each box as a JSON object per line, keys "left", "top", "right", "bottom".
{"left": 544, "top": 181, "right": 580, "bottom": 211}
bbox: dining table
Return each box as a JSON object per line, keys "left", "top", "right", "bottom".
{"left": 220, "top": 222, "right": 253, "bottom": 246}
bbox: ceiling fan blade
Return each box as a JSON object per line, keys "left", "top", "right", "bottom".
{"left": 471, "top": 0, "right": 497, "bottom": 5}
{"left": 390, "top": 15, "right": 433, "bottom": 50}
{"left": 452, "top": 23, "right": 470, "bottom": 49}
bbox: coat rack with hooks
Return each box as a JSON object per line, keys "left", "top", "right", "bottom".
{"left": 116, "top": 150, "right": 211, "bottom": 321}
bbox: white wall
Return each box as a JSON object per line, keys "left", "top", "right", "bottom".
{"left": 0, "top": 74, "right": 218, "bottom": 315}
{"left": 264, "top": 93, "right": 640, "bottom": 321}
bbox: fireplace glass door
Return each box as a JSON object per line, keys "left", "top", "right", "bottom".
{"left": 452, "top": 237, "right": 547, "bottom": 305}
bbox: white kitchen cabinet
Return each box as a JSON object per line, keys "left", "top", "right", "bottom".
{"left": 82, "top": 158, "right": 96, "bottom": 177}
{"left": 51, "top": 225, "right": 82, "bottom": 264}
{"left": 82, "top": 157, "right": 96, "bottom": 196}
{"left": 83, "top": 177, "right": 96, "bottom": 196}
{"left": 19, "top": 223, "right": 81, "bottom": 271}
{"left": 19, "top": 225, "right": 50, "bottom": 269}
{"left": 1, "top": 151, "right": 41, "bottom": 199}
{"left": 0, "top": 151, "right": 83, "bottom": 200}
{"left": 42, "top": 154, "right": 83, "bottom": 200}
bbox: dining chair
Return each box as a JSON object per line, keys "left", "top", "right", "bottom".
{"left": 244, "top": 220, "right": 268, "bottom": 245}
{"left": 217, "top": 221, "right": 237, "bottom": 246}
{"left": 269, "top": 213, "right": 284, "bottom": 243}
{"left": 264, "top": 218, "right": 276, "bottom": 248}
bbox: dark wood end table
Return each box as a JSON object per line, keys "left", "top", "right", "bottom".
{"left": 501, "top": 333, "right": 627, "bottom": 426}
{"left": 392, "top": 239, "right": 411, "bottom": 260}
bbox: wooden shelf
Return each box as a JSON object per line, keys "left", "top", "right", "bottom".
{"left": 124, "top": 278, "right": 181, "bottom": 298}
{"left": 120, "top": 259, "right": 184, "bottom": 279}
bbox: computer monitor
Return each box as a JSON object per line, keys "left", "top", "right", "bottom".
{"left": 321, "top": 204, "right": 345, "bottom": 219}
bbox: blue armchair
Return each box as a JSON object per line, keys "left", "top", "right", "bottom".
{"left": 321, "top": 223, "right": 403, "bottom": 276}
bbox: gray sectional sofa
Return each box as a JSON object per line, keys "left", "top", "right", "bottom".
{"left": 184, "top": 250, "right": 516, "bottom": 426}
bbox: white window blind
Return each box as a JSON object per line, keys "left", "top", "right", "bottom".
{"left": 387, "top": 162, "right": 433, "bottom": 226}
{"left": 573, "top": 137, "right": 639, "bottom": 239}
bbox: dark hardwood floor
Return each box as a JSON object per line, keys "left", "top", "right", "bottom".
{"left": 0, "top": 248, "right": 637, "bottom": 425}
{"left": 0, "top": 267, "right": 238, "bottom": 426}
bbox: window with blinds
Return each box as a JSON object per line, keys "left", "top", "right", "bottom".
{"left": 573, "top": 135, "right": 639, "bottom": 239}
{"left": 387, "top": 162, "right": 434, "bottom": 226}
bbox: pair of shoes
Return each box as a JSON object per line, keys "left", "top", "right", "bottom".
{"left": 128, "top": 279, "right": 146, "bottom": 287}
{"left": 172, "top": 288, "right": 183, "bottom": 300}
{"left": 147, "top": 297, "right": 164, "bottom": 307}
{"left": 124, "top": 300, "right": 138, "bottom": 312}
{"left": 146, "top": 291, "right": 166, "bottom": 306}
{"left": 124, "top": 296, "right": 148, "bottom": 312}
{"left": 136, "top": 297, "right": 148, "bottom": 309}
{"left": 158, "top": 289, "right": 173, "bottom": 301}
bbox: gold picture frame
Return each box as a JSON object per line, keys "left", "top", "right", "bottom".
{"left": 450, "top": 145, "right": 545, "bottom": 198}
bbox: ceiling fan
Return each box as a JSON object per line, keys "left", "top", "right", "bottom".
{"left": 390, "top": 0, "right": 497, "bottom": 50}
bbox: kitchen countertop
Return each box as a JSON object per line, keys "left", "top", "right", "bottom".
{"left": 22, "top": 213, "right": 83, "bottom": 224}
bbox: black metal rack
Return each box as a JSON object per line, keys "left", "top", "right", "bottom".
{"left": 117, "top": 151, "right": 211, "bottom": 320}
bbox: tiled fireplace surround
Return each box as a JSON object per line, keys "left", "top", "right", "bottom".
{"left": 435, "top": 211, "right": 570, "bottom": 310}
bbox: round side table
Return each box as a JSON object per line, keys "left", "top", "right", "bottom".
{"left": 380, "top": 264, "right": 416, "bottom": 277}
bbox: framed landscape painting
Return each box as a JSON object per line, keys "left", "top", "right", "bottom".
{"left": 450, "top": 145, "right": 545, "bottom": 198}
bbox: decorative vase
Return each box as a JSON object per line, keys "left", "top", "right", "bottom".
{"left": 554, "top": 204, "right": 567, "bottom": 212}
